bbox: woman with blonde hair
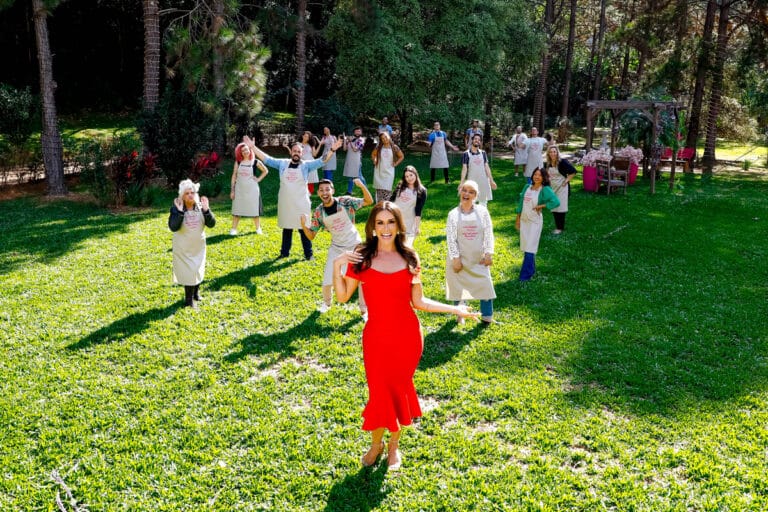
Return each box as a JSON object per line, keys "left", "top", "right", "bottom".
{"left": 544, "top": 144, "right": 577, "bottom": 234}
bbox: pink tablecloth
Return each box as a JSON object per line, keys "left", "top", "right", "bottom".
{"left": 582, "top": 166, "right": 598, "bottom": 192}
{"left": 629, "top": 163, "right": 639, "bottom": 184}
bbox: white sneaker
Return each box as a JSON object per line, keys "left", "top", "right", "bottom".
{"left": 318, "top": 302, "right": 330, "bottom": 313}
{"left": 256, "top": 227, "right": 263, "bottom": 235}
{"left": 229, "top": 229, "right": 237, "bottom": 236}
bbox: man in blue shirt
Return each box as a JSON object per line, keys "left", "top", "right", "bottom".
{"left": 428, "top": 121, "right": 459, "bottom": 183}
{"left": 248, "top": 135, "right": 341, "bottom": 259}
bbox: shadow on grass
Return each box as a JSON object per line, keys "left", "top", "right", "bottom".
{"left": 0, "top": 197, "right": 154, "bottom": 274}
{"left": 323, "top": 464, "right": 388, "bottom": 512}
{"left": 224, "top": 312, "right": 359, "bottom": 365}
{"left": 67, "top": 301, "right": 184, "bottom": 350}
{"left": 70, "top": 260, "right": 293, "bottom": 351}
{"left": 205, "top": 257, "right": 295, "bottom": 294}
{"left": 419, "top": 321, "right": 485, "bottom": 370}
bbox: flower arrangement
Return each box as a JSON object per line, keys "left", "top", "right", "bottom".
{"left": 577, "top": 148, "right": 612, "bottom": 167}
{"left": 614, "top": 145, "right": 644, "bottom": 165}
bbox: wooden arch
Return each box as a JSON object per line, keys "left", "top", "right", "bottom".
{"left": 585, "top": 100, "right": 686, "bottom": 193}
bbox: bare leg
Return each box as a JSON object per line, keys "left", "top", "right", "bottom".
{"left": 322, "top": 285, "right": 333, "bottom": 307}
{"left": 361, "top": 428, "right": 386, "bottom": 466}
{"left": 387, "top": 429, "right": 402, "bottom": 469}
{"left": 231, "top": 216, "right": 240, "bottom": 230}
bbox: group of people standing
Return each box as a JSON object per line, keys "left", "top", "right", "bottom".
{"left": 167, "top": 119, "right": 577, "bottom": 471}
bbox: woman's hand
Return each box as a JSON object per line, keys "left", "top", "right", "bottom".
{"left": 173, "top": 198, "right": 183, "bottom": 210}
{"left": 455, "top": 304, "right": 480, "bottom": 320}
{"left": 199, "top": 196, "right": 209, "bottom": 211}
{"left": 481, "top": 253, "right": 492, "bottom": 267}
{"left": 451, "top": 257, "right": 463, "bottom": 272}
{"left": 335, "top": 249, "right": 362, "bottom": 269}
{"left": 230, "top": 190, "right": 235, "bottom": 200}
{"left": 490, "top": 179, "right": 497, "bottom": 190}
{"left": 515, "top": 216, "right": 521, "bottom": 231}
{"left": 300, "top": 213, "right": 309, "bottom": 227}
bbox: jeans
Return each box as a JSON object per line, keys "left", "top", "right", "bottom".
{"left": 281, "top": 228, "right": 313, "bottom": 259}
{"left": 323, "top": 170, "right": 334, "bottom": 180}
{"left": 519, "top": 252, "right": 536, "bottom": 281}
{"left": 346, "top": 165, "right": 366, "bottom": 194}
{"left": 455, "top": 300, "right": 493, "bottom": 318}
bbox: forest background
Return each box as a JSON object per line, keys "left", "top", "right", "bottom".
{"left": 0, "top": 0, "right": 766, "bottom": 199}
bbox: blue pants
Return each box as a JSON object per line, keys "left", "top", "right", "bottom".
{"left": 281, "top": 228, "right": 313, "bottom": 259}
{"left": 455, "top": 300, "right": 493, "bottom": 318}
{"left": 346, "top": 165, "right": 366, "bottom": 193}
{"left": 519, "top": 252, "right": 536, "bottom": 281}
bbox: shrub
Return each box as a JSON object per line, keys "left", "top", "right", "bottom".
{"left": 138, "top": 86, "right": 220, "bottom": 187}
{"left": 307, "top": 96, "right": 354, "bottom": 135}
{"left": 0, "top": 83, "right": 38, "bottom": 148}
{"left": 190, "top": 151, "right": 223, "bottom": 198}
{"left": 75, "top": 132, "right": 157, "bottom": 207}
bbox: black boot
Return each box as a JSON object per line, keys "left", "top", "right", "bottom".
{"left": 193, "top": 284, "right": 201, "bottom": 302}
{"left": 184, "top": 286, "right": 197, "bottom": 309}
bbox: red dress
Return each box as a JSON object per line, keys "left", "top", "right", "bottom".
{"left": 346, "top": 265, "right": 424, "bottom": 432}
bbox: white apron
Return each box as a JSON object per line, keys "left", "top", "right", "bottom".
{"left": 445, "top": 208, "right": 496, "bottom": 301}
{"left": 343, "top": 139, "right": 363, "bottom": 178}
{"left": 322, "top": 136, "right": 337, "bottom": 171}
{"left": 172, "top": 208, "right": 206, "bottom": 286}
{"left": 465, "top": 150, "right": 492, "bottom": 203}
{"left": 302, "top": 144, "right": 319, "bottom": 184}
{"left": 430, "top": 134, "right": 450, "bottom": 168}
{"left": 373, "top": 147, "right": 395, "bottom": 190}
{"left": 321, "top": 205, "right": 362, "bottom": 286}
{"left": 514, "top": 134, "right": 528, "bottom": 165}
{"left": 278, "top": 165, "right": 310, "bottom": 229}
{"left": 231, "top": 160, "right": 261, "bottom": 217}
{"left": 519, "top": 187, "right": 543, "bottom": 254}
{"left": 394, "top": 187, "right": 417, "bottom": 236}
{"left": 524, "top": 138, "right": 545, "bottom": 177}
{"left": 548, "top": 166, "right": 568, "bottom": 213}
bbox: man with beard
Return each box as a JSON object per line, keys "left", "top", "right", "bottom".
{"left": 460, "top": 134, "right": 497, "bottom": 206}
{"left": 300, "top": 178, "right": 373, "bottom": 317}
{"left": 246, "top": 135, "right": 342, "bottom": 260}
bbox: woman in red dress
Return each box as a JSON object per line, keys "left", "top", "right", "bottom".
{"left": 333, "top": 202, "right": 477, "bottom": 470}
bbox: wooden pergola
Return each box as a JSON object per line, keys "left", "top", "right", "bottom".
{"left": 585, "top": 100, "right": 686, "bottom": 194}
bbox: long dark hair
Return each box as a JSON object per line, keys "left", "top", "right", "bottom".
{"left": 392, "top": 165, "right": 425, "bottom": 198}
{"left": 354, "top": 202, "right": 418, "bottom": 272}
{"left": 531, "top": 167, "right": 551, "bottom": 187}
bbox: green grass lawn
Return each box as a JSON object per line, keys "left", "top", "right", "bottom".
{"left": 1, "top": 153, "right": 767, "bottom": 510}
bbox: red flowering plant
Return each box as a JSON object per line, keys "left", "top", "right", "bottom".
{"left": 110, "top": 150, "right": 157, "bottom": 205}
{"left": 188, "top": 151, "right": 221, "bottom": 183}
{"left": 187, "top": 150, "right": 223, "bottom": 197}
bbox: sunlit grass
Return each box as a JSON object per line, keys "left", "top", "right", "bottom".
{"left": 1, "top": 145, "right": 767, "bottom": 510}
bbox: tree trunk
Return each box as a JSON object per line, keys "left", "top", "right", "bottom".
{"left": 397, "top": 109, "right": 411, "bottom": 146}
{"left": 669, "top": 0, "right": 688, "bottom": 97}
{"left": 591, "top": 0, "right": 608, "bottom": 100}
{"left": 484, "top": 98, "right": 493, "bottom": 147}
{"left": 685, "top": 0, "right": 716, "bottom": 151}
{"left": 533, "top": 0, "right": 554, "bottom": 132}
{"left": 701, "top": 1, "right": 733, "bottom": 172}
{"left": 295, "top": 0, "right": 307, "bottom": 134}
{"left": 560, "top": 0, "right": 577, "bottom": 119}
{"left": 142, "top": 0, "right": 160, "bottom": 113}
{"left": 210, "top": 0, "right": 226, "bottom": 152}
{"left": 32, "top": 0, "right": 65, "bottom": 196}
